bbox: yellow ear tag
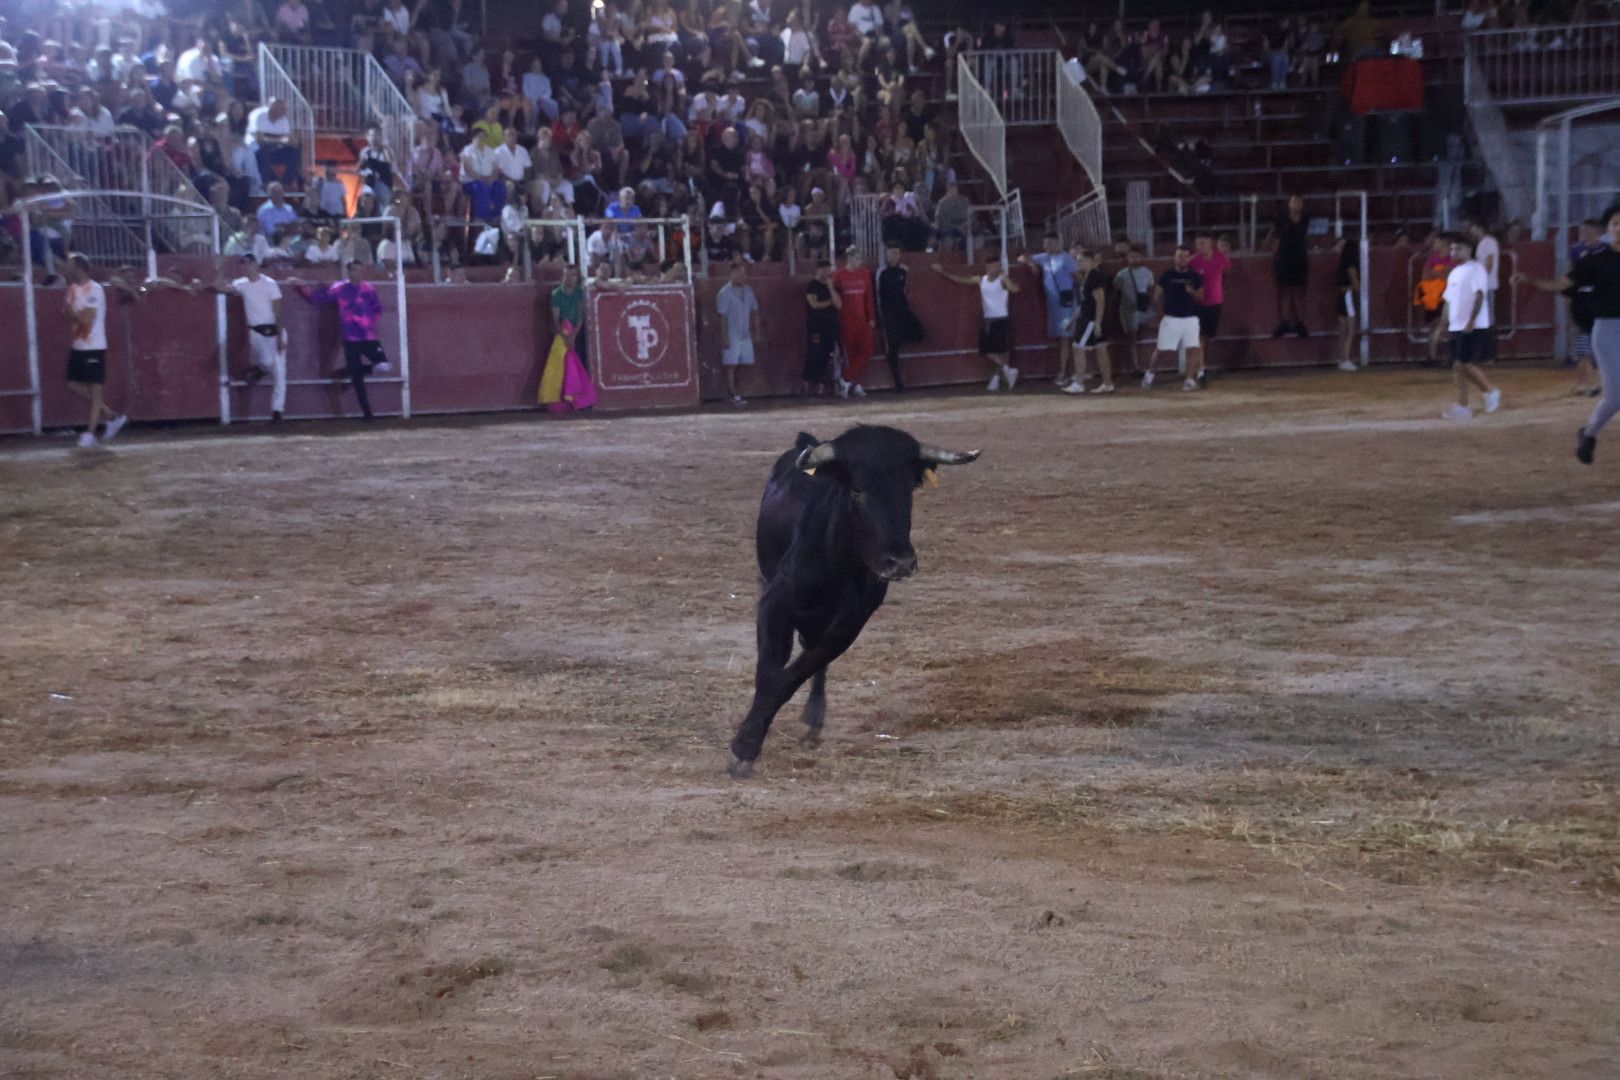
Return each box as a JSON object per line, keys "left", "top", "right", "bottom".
{"left": 803, "top": 468, "right": 816, "bottom": 477}
{"left": 922, "top": 468, "right": 940, "bottom": 491}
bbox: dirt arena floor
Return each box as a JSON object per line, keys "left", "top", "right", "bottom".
{"left": 3, "top": 366, "right": 1619, "bottom": 1080}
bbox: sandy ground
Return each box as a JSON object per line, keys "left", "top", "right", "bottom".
{"left": 2, "top": 367, "right": 1618, "bottom": 1080}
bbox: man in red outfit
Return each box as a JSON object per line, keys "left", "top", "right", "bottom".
{"left": 832, "top": 245, "right": 877, "bottom": 397}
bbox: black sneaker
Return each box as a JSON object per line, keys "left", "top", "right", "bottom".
{"left": 270, "top": 410, "right": 284, "bottom": 423}
{"left": 1577, "top": 428, "right": 1596, "bottom": 465}
{"left": 1293, "top": 322, "right": 1309, "bottom": 339}
{"left": 1589, "top": 386, "right": 1603, "bottom": 398}
{"left": 1272, "top": 322, "right": 1288, "bottom": 338}
{"left": 244, "top": 366, "right": 265, "bottom": 385}
{"left": 1197, "top": 369, "right": 1209, "bottom": 389}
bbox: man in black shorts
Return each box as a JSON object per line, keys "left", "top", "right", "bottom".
{"left": 1063, "top": 245, "right": 1115, "bottom": 394}
{"left": 61, "top": 253, "right": 130, "bottom": 449}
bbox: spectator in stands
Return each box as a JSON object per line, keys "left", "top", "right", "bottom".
{"left": 493, "top": 126, "right": 532, "bottom": 193}
{"left": 803, "top": 186, "right": 834, "bottom": 260}
{"left": 1336, "top": 1, "right": 1383, "bottom": 60}
{"left": 72, "top": 89, "right": 116, "bottom": 137}
{"left": 117, "top": 87, "right": 165, "bottom": 138}
{"left": 1296, "top": 20, "right": 1327, "bottom": 86}
{"left": 257, "top": 181, "right": 300, "bottom": 241}
{"left": 337, "top": 219, "right": 373, "bottom": 265}
{"left": 459, "top": 129, "right": 504, "bottom": 222}
{"left": 254, "top": 222, "right": 297, "bottom": 264}
{"left": 1265, "top": 18, "right": 1295, "bottom": 91}
{"left": 385, "top": 36, "right": 424, "bottom": 88}
{"left": 408, "top": 120, "right": 450, "bottom": 214}
{"left": 247, "top": 97, "right": 302, "bottom": 189}
{"left": 305, "top": 225, "right": 341, "bottom": 264}
{"left": 880, "top": 181, "right": 928, "bottom": 252}
{"left": 933, "top": 181, "right": 969, "bottom": 251}
{"left": 308, "top": 162, "right": 349, "bottom": 221}
{"left": 1269, "top": 195, "right": 1310, "bottom": 339}
{"left": 415, "top": 70, "right": 451, "bottom": 122}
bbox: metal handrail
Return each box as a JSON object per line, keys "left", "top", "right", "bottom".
{"left": 363, "top": 52, "right": 416, "bottom": 189}
{"left": 957, "top": 53, "right": 1007, "bottom": 200}
{"left": 1464, "top": 20, "right": 1620, "bottom": 103}
{"left": 962, "top": 48, "right": 1058, "bottom": 127}
{"left": 257, "top": 43, "right": 317, "bottom": 179}
{"left": 1055, "top": 60, "right": 1104, "bottom": 191}
{"left": 20, "top": 129, "right": 147, "bottom": 268}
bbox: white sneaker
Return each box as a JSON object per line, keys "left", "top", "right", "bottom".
{"left": 729, "top": 394, "right": 747, "bottom": 406}
{"left": 835, "top": 377, "right": 850, "bottom": 399}
{"left": 1483, "top": 389, "right": 1502, "bottom": 413}
{"left": 987, "top": 372, "right": 1001, "bottom": 392}
{"left": 1182, "top": 378, "right": 1200, "bottom": 391}
{"left": 1337, "top": 360, "right": 1358, "bottom": 372}
{"left": 1062, "top": 380, "right": 1087, "bottom": 395}
{"left": 1444, "top": 403, "right": 1472, "bottom": 421}
{"left": 1004, "top": 366, "right": 1019, "bottom": 389}
{"left": 851, "top": 384, "right": 866, "bottom": 398}
{"left": 77, "top": 431, "right": 98, "bottom": 449}
{"left": 372, "top": 361, "right": 394, "bottom": 375}
{"left": 1092, "top": 382, "right": 1116, "bottom": 394}
{"left": 1141, "top": 371, "right": 1155, "bottom": 389}
{"left": 103, "top": 414, "right": 128, "bottom": 441}
{"left": 925, "top": 46, "right": 937, "bottom": 60}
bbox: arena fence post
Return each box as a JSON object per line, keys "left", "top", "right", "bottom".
{"left": 1358, "top": 189, "right": 1370, "bottom": 367}
{"left": 393, "top": 215, "right": 411, "bottom": 419}
{"left": 214, "top": 214, "right": 231, "bottom": 425}
{"left": 1174, "top": 200, "right": 1184, "bottom": 249}
{"left": 21, "top": 206, "right": 43, "bottom": 435}
{"left": 682, "top": 217, "right": 693, "bottom": 284}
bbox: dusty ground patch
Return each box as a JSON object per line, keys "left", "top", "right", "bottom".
{"left": 2, "top": 368, "right": 1618, "bottom": 1079}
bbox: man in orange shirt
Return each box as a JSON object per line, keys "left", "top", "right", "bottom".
{"left": 831, "top": 245, "right": 876, "bottom": 397}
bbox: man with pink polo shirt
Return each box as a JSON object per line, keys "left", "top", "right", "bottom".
{"left": 1189, "top": 232, "right": 1232, "bottom": 387}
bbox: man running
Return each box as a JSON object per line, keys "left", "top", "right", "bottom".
{"left": 1441, "top": 233, "right": 1502, "bottom": 421}
{"left": 1515, "top": 204, "right": 1620, "bottom": 463}
{"left": 1152, "top": 243, "right": 1205, "bottom": 391}
{"left": 292, "top": 260, "right": 394, "bottom": 421}
{"left": 1063, "top": 246, "right": 1114, "bottom": 394}
{"left": 207, "top": 254, "right": 288, "bottom": 422}
{"left": 933, "top": 256, "right": 1022, "bottom": 391}
{"left": 61, "top": 253, "right": 130, "bottom": 448}
{"left": 1019, "top": 232, "right": 1079, "bottom": 390}
{"left": 831, "top": 246, "right": 876, "bottom": 397}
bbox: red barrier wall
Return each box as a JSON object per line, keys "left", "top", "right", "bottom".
{"left": 0, "top": 243, "right": 1559, "bottom": 434}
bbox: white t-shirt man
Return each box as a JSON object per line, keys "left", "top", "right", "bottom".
{"left": 493, "top": 142, "right": 531, "bottom": 183}
{"left": 1443, "top": 260, "right": 1492, "bottom": 333}
{"left": 848, "top": 0, "right": 882, "bottom": 35}
{"left": 979, "top": 274, "right": 1010, "bottom": 319}
{"left": 459, "top": 140, "right": 496, "bottom": 180}
{"left": 1475, "top": 233, "right": 1500, "bottom": 290}
{"left": 176, "top": 44, "right": 210, "bottom": 83}
{"left": 69, "top": 280, "right": 108, "bottom": 350}
{"left": 232, "top": 274, "right": 283, "bottom": 327}
{"left": 246, "top": 105, "right": 290, "bottom": 147}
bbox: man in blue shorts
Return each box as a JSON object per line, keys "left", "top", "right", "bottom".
{"left": 1021, "top": 232, "right": 1079, "bottom": 390}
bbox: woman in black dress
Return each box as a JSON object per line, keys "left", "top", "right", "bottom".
{"left": 1270, "top": 194, "right": 1310, "bottom": 338}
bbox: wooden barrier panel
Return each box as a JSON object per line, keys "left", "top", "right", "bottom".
{"left": 588, "top": 284, "right": 700, "bottom": 412}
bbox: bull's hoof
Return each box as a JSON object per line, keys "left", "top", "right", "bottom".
{"left": 800, "top": 726, "right": 823, "bottom": 749}
{"left": 726, "top": 756, "right": 756, "bottom": 779}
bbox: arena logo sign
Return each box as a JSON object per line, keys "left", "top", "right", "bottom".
{"left": 589, "top": 286, "right": 697, "bottom": 402}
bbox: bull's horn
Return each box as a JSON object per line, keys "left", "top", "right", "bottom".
{"left": 917, "top": 444, "right": 982, "bottom": 466}
{"left": 796, "top": 442, "right": 838, "bottom": 471}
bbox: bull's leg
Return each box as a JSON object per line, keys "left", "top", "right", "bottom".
{"left": 729, "top": 615, "right": 867, "bottom": 777}
{"left": 728, "top": 594, "right": 797, "bottom": 778}
{"left": 800, "top": 669, "right": 828, "bottom": 747}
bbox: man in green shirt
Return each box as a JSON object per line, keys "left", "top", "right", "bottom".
{"left": 551, "top": 263, "right": 586, "bottom": 364}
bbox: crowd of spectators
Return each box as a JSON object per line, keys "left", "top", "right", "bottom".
{"left": 0, "top": 0, "right": 1004, "bottom": 276}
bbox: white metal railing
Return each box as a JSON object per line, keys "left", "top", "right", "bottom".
{"left": 27, "top": 125, "right": 216, "bottom": 255}
{"left": 850, "top": 193, "right": 884, "bottom": 266}
{"left": 1003, "top": 188, "right": 1026, "bottom": 253}
{"left": 1056, "top": 59, "right": 1103, "bottom": 190}
{"left": 1464, "top": 21, "right": 1620, "bottom": 104}
{"left": 957, "top": 53, "right": 1007, "bottom": 200}
{"left": 267, "top": 44, "right": 368, "bottom": 133}
{"left": 1462, "top": 45, "right": 1534, "bottom": 226}
{"left": 258, "top": 43, "right": 316, "bottom": 178}
{"left": 1051, "top": 190, "right": 1110, "bottom": 250}
{"left": 363, "top": 52, "right": 415, "bottom": 186}
{"left": 963, "top": 49, "right": 1058, "bottom": 127}
{"left": 22, "top": 129, "right": 147, "bottom": 267}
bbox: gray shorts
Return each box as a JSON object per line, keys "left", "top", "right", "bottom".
{"left": 722, "top": 339, "right": 755, "bottom": 366}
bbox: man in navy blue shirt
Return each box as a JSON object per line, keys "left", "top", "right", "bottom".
{"left": 1152, "top": 243, "right": 1206, "bottom": 391}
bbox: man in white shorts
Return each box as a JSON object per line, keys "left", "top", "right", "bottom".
{"left": 715, "top": 260, "right": 759, "bottom": 405}
{"left": 206, "top": 254, "right": 289, "bottom": 422}
{"left": 1151, "top": 243, "right": 1206, "bottom": 391}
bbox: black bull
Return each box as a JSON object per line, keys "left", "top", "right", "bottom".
{"left": 727, "top": 426, "right": 980, "bottom": 777}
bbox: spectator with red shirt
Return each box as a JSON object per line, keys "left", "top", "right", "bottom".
{"left": 832, "top": 245, "right": 877, "bottom": 396}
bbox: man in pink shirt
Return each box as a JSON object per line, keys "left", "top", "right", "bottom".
{"left": 1188, "top": 233, "right": 1232, "bottom": 385}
